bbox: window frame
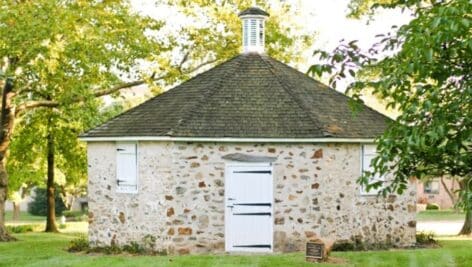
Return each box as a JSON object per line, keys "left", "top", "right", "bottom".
{"left": 115, "top": 141, "right": 139, "bottom": 194}
{"left": 424, "top": 180, "right": 440, "bottom": 194}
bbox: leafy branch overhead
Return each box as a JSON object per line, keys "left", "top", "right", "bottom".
{"left": 0, "top": 0, "right": 314, "bottom": 239}
{"left": 309, "top": 0, "right": 471, "bottom": 196}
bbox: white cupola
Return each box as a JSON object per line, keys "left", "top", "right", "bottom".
{"left": 238, "top": 6, "right": 270, "bottom": 54}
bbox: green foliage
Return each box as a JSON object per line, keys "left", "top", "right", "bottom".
{"left": 27, "top": 188, "right": 66, "bottom": 216}
{"left": 62, "top": 210, "right": 88, "bottom": 222}
{"left": 6, "top": 225, "right": 34, "bottom": 234}
{"left": 2, "top": 0, "right": 312, "bottom": 203}
{"left": 62, "top": 210, "right": 85, "bottom": 218}
{"left": 1, "top": 0, "right": 162, "bottom": 202}
{"left": 426, "top": 203, "right": 440, "bottom": 210}
{"left": 332, "top": 240, "right": 357, "bottom": 251}
{"left": 309, "top": 0, "right": 472, "bottom": 200}
{"left": 122, "top": 242, "right": 145, "bottom": 254}
{"left": 67, "top": 235, "right": 89, "bottom": 253}
{"left": 157, "top": 0, "right": 314, "bottom": 82}
{"left": 416, "top": 231, "right": 438, "bottom": 247}
{"left": 332, "top": 235, "right": 393, "bottom": 251}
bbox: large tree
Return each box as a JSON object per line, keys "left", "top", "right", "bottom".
{"left": 310, "top": 0, "right": 471, "bottom": 234}
{"left": 0, "top": 0, "right": 313, "bottom": 240}
{"left": 0, "top": 0, "right": 165, "bottom": 241}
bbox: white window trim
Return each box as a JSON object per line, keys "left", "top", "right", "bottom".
{"left": 116, "top": 141, "right": 139, "bottom": 194}
{"left": 359, "top": 144, "right": 384, "bottom": 196}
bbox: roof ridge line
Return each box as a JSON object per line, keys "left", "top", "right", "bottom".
{"left": 268, "top": 59, "right": 393, "bottom": 123}
{"left": 259, "top": 55, "right": 325, "bottom": 135}
{"left": 167, "top": 55, "right": 244, "bottom": 135}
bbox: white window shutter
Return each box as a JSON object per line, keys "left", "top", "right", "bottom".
{"left": 116, "top": 142, "right": 137, "bottom": 193}
{"left": 361, "top": 144, "right": 384, "bottom": 195}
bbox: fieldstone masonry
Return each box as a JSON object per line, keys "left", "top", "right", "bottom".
{"left": 87, "top": 142, "right": 416, "bottom": 254}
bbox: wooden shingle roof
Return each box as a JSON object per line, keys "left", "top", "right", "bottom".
{"left": 82, "top": 54, "right": 391, "bottom": 139}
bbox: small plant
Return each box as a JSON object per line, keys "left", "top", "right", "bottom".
{"left": 68, "top": 235, "right": 89, "bottom": 252}
{"left": 101, "top": 245, "right": 123, "bottom": 255}
{"left": 416, "top": 231, "right": 438, "bottom": 247}
{"left": 426, "top": 203, "right": 440, "bottom": 210}
{"left": 62, "top": 210, "right": 88, "bottom": 222}
{"left": 59, "top": 223, "right": 67, "bottom": 229}
{"left": 6, "top": 224, "right": 34, "bottom": 233}
{"left": 142, "top": 234, "right": 157, "bottom": 251}
{"left": 123, "top": 241, "right": 145, "bottom": 254}
{"left": 332, "top": 240, "right": 355, "bottom": 251}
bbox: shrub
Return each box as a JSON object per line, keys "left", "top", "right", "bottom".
{"left": 94, "top": 245, "right": 122, "bottom": 255}
{"left": 68, "top": 235, "right": 89, "bottom": 252}
{"left": 62, "top": 210, "right": 88, "bottom": 222}
{"left": 416, "top": 231, "right": 438, "bottom": 247}
{"left": 426, "top": 203, "right": 440, "bottom": 210}
{"left": 142, "top": 234, "right": 157, "bottom": 251}
{"left": 28, "top": 188, "right": 67, "bottom": 216}
{"left": 332, "top": 240, "right": 356, "bottom": 251}
{"left": 123, "top": 242, "right": 145, "bottom": 254}
{"left": 6, "top": 224, "right": 34, "bottom": 233}
{"left": 332, "top": 235, "right": 393, "bottom": 251}
{"left": 58, "top": 223, "right": 67, "bottom": 229}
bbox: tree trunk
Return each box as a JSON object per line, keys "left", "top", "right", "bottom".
{"left": 459, "top": 208, "right": 472, "bottom": 235}
{"left": 0, "top": 159, "right": 15, "bottom": 241}
{"left": 458, "top": 177, "right": 472, "bottom": 235}
{"left": 0, "top": 78, "right": 16, "bottom": 241}
{"left": 45, "top": 125, "right": 58, "bottom": 233}
{"left": 12, "top": 201, "right": 20, "bottom": 221}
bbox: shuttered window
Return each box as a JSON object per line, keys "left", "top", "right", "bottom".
{"left": 116, "top": 142, "right": 138, "bottom": 193}
{"left": 243, "top": 20, "right": 249, "bottom": 46}
{"left": 250, "top": 19, "right": 257, "bottom": 46}
{"left": 360, "top": 144, "right": 384, "bottom": 195}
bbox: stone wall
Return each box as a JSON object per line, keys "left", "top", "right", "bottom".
{"left": 87, "top": 142, "right": 416, "bottom": 254}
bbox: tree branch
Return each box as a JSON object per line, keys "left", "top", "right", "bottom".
{"left": 15, "top": 58, "right": 219, "bottom": 115}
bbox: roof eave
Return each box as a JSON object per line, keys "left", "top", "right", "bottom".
{"left": 79, "top": 136, "right": 376, "bottom": 143}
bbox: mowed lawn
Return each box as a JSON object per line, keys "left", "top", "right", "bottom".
{"left": 2, "top": 211, "right": 472, "bottom": 267}
{"left": 416, "top": 210, "right": 465, "bottom": 221}
{"left": 0, "top": 233, "right": 471, "bottom": 267}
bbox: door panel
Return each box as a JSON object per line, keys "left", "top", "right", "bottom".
{"left": 225, "top": 164, "right": 273, "bottom": 252}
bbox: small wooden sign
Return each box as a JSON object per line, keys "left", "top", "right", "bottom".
{"left": 306, "top": 241, "right": 325, "bottom": 262}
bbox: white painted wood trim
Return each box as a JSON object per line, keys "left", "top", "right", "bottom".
{"left": 225, "top": 163, "right": 274, "bottom": 253}
{"left": 115, "top": 141, "right": 139, "bottom": 194}
{"left": 80, "top": 136, "right": 375, "bottom": 143}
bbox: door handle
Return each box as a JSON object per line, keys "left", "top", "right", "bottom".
{"left": 227, "top": 198, "right": 236, "bottom": 201}
{"left": 226, "top": 205, "right": 233, "bottom": 208}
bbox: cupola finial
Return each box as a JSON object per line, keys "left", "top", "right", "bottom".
{"left": 238, "top": 6, "right": 269, "bottom": 54}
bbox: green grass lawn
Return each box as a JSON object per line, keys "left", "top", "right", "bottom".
{"left": 5, "top": 211, "right": 88, "bottom": 233}
{"left": 417, "top": 210, "right": 465, "bottom": 221}
{"left": 5, "top": 211, "right": 46, "bottom": 223}
{"left": 1, "top": 233, "right": 471, "bottom": 267}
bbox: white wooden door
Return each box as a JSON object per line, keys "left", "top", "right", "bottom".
{"left": 225, "top": 164, "right": 273, "bottom": 252}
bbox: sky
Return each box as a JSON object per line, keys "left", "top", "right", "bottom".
{"left": 126, "top": 0, "right": 412, "bottom": 114}
{"left": 131, "top": 0, "right": 412, "bottom": 64}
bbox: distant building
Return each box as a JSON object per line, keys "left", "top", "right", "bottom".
{"left": 417, "top": 178, "right": 459, "bottom": 209}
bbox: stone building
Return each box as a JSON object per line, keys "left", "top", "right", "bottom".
{"left": 81, "top": 7, "right": 416, "bottom": 254}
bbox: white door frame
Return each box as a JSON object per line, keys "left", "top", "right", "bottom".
{"left": 224, "top": 162, "right": 274, "bottom": 253}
